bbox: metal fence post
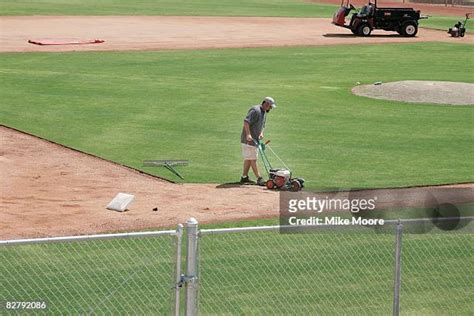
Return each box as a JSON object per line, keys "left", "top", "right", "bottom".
{"left": 185, "top": 218, "right": 199, "bottom": 316}
{"left": 392, "top": 220, "right": 403, "bottom": 316}
{"left": 174, "top": 224, "right": 184, "bottom": 316}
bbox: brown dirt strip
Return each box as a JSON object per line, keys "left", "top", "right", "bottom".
{"left": 1, "top": 126, "right": 472, "bottom": 239}
{"left": 0, "top": 16, "right": 471, "bottom": 53}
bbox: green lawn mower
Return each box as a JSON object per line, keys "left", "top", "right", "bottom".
{"left": 256, "top": 140, "right": 305, "bottom": 191}
{"left": 448, "top": 13, "right": 471, "bottom": 38}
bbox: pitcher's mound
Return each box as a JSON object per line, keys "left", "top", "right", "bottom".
{"left": 352, "top": 81, "right": 474, "bottom": 105}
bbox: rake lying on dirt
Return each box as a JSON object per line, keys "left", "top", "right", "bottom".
{"left": 143, "top": 160, "right": 188, "bottom": 180}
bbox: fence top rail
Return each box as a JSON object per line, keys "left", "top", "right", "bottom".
{"left": 200, "top": 225, "right": 280, "bottom": 235}
{"left": 388, "top": 216, "right": 474, "bottom": 224}
{"left": 0, "top": 229, "right": 178, "bottom": 246}
{"left": 199, "top": 216, "right": 474, "bottom": 235}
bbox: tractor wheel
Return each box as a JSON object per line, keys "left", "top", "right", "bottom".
{"left": 266, "top": 179, "right": 275, "bottom": 190}
{"left": 290, "top": 180, "right": 302, "bottom": 192}
{"left": 357, "top": 24, "right": 372, "bottom": 36}
{"left": 351, "top": 28, "right": 358, "bottom": 35}
{"left": 401, "top": 22, "right": 418, "bottom": 37}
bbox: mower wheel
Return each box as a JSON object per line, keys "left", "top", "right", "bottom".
{"left": 357, "top": 24, "right": 372, "bottom": 36}
{"left": 401, "top": 21, "right": 418, "bottom": 37}
{"left": 266, "top": 179, "right": 275, "bottom": 190}
{"left": 290, "top": 180, "right": 302, "bottom": 192}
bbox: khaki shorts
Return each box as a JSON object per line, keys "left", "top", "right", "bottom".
{"left": 242, "top": 143, "right": 258, "bottom": 160}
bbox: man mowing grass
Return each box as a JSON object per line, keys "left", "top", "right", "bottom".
{"left": 240, "top": 96, "right": 276, "bottom": 186}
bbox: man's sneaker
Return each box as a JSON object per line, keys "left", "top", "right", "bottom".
{"left": 240, "top": 176, "right": 252, "bottom": 184}
{"left": 256, "top": 177, "right": 266, "bottom": 186}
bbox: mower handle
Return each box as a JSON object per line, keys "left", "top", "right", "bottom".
{"left": 252, "top": 139, "right": 271, "bottom": 145}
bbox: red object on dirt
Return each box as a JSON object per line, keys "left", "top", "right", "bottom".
{"left": 28, "top": 39, "right": 105, "bottom": 46}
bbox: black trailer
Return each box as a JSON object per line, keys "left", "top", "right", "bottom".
{"left": 333, "top": 0, "right": 426, "bottom": 37}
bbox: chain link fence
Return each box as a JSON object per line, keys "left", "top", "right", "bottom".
{"left": 401, "top": 228, "right": 473, "bottom": 315}
{"left": 198, "top": 219, "right": 473, "bottom": 315}
{"left": 1, "top": 218, "right": 472, "bottom": 315}
{"left": 0, "top": 230, "right": 181, "bottom": 314}
{"left": 199, "top": 226, "right": 396, "bottom": 315}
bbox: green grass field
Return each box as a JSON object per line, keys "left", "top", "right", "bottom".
{"left": 0, "top": 0, "right": 335, "bottom": 17}
{"left": 1, "top": 43, "right": 473, "bottom": 189}
{"left": 419, "top": 15, "right": 468, "bottom": 30}
{"left": 1, "top": 1, "right": 472, "bottom": 314}
{"left": 1, "top": 224, "right": 472, "bottom": 314}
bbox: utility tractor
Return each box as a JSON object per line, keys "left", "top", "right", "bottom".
{"left": 333, "top": 0, "right": 426, "bottom": 37}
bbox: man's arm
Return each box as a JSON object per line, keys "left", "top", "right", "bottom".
{"left": 243, "top": 121, "right": 253, "bottom": 143}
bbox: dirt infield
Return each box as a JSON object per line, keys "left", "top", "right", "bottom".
{"left": 1, "top": 16, "right": 471, "bottom": 53}
{"left": 0, "top": 126, "right": 280, "bottom": 239}
{"left": 352, "top": 81, "right": 474, "bottom": 105}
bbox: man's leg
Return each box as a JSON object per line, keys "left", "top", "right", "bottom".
{"left": 242, "top": 159, "right": 251, "bottom": 177}
{"left": 249, "top": 160, "right": 261, "bottom": 179}
{"left": 250, "top": 160, "right": 266, "bottom": 186}
{"left": 250, "top": 160, "right": 265, "bottom": 186}
{"left": 240, "top": 160, "right": 253, "bottom": 184}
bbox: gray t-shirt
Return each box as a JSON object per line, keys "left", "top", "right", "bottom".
{"left": 241, "top": 105, "right": 266, "bottom": 146}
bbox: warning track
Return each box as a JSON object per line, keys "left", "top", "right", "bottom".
{"left": 1, "top": 16, "right": 471, "bottom": 53}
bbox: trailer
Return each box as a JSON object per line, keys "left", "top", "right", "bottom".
{"left": 333, "top": 0, "right": 426, "bottom": 37}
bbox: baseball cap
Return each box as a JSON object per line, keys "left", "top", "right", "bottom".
{"left": 264, "top": 96, "right": 276, "bottom": 108}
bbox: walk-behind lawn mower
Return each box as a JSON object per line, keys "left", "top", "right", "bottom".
{"left": 448, "top": 13, "right": 471, "bottom": 38}
{"left": 256, "top": 140, "right": 304, "bottom": 192}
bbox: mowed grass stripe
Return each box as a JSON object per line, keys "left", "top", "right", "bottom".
{"left": 0, "top": 0, "right": 336, "bottom": 17}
